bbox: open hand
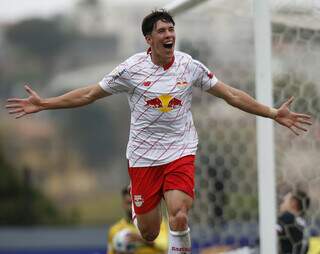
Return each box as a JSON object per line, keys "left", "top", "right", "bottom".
{"left": 6, "top": 85, "right": 43, "bottom": 119}
{"left": 275, "top": 97, "right": 312, "bottom": 135}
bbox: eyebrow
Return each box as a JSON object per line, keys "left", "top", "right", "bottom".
{"left": 156, "top": 25, "right": 174, "bottom": 31}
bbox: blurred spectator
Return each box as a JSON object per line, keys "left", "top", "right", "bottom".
{"left": 277, "top": 190, "right": 310, "bottom": 254}
{"left": 307, "top": 237, "right": 320, "bottom": 254}
{"left": 112, "top": 228, "right": 136, "bottom": 254}
{"left": 108, "top": 186, "right": 168, "bottom": 254}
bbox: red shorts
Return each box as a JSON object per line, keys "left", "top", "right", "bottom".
{"left": 128, "top": 155, "right": 195, "bottom": 214}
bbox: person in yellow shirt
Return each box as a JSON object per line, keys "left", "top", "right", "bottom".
{"left": 307, "top": 237, "right": 320, "bottom": 254}
{"left": 108, "top": 186, "right": 168, "bottom": 254}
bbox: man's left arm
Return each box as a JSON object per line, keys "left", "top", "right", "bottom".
{"left": 207, "top": 81, "right": 312, "bottom": 135}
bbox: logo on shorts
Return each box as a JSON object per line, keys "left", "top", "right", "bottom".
{"left": 133, "top": 195, "right": 144, "bottom": 207}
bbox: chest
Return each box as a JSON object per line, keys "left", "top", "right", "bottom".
{"left": 129, "top": 65, "right": 193, "bottom": 96}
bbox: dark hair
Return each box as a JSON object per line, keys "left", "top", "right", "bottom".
{"left": 292, "top": 190, "right": 310, "bottom": 214}
{"left": 142, "top": 9, "right": 175, "bottom": 36}
{"left": 121, "top": 186, "right": 130, "bottom": 197}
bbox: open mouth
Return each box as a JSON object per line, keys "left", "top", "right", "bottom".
{"left": 163, "top": 42, "right": 174, "bottom": 49}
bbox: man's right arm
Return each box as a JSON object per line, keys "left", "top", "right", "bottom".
{"left": 6, "top": 84, "right": 111, "bottom": 119}
{"left": 41, "top": 84, "right": 111, "bottom": 109}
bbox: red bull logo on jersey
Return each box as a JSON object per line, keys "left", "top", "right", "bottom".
{"left": 145, "top": 94, "right": 182, "bottom": 112}
{"left": 133, "top": 195, "right": 144, "bottom": 207}
{"left": 176, "top": 79, "right": 189, "bottom": 89}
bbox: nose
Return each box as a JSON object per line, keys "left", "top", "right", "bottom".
{"left": 165, "top": 29, "right": 174, "bottom": 38}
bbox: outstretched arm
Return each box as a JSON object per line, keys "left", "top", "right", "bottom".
{"left": 6, "top": 84, "right": 111, "bottom": 119}
{"left": 207, "top": 81, "right": 312, "bottom": 135}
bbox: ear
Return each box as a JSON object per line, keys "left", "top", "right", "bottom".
{"left": 145, "top": 35, "right": 152, "bottom": 45}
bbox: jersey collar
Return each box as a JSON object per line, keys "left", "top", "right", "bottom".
{"left": 147, "top": 47, "right": 175, "bottom": 71}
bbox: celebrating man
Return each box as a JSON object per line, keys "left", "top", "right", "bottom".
{"left": 6, "top": 10, "right": 312, "bottom": 254}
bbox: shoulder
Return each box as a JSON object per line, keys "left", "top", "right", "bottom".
{"left": 109, "top": 52, "right": 148, "bottom": 79}
{"left": 174, "top": 51, "right": 206, "bottom": 75}
{"left": 175, "top": 50, "right": 193, "bottom": 62}
{"left": 175, "top": 51, "right": 208, "bottom": 70}
{"left": 124, "top": 52, "right": 149, "bottom": 69}
{"left": 175, "top": 51, "right": 204, "bottom": 64}
{"left": 277, "top": 212, "right": 294, "bottom": 235}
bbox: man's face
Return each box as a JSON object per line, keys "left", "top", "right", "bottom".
{"left": 146, "top": 20, "right": 175, "bottom": 59}
{"left": 279, "top": 193, "right": 294, "bottom": 213}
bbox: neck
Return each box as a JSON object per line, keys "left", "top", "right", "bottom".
{"left": 150, "top": 51, "right": 173, "bottom": 68}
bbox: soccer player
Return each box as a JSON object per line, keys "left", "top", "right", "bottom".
{"left": 6, "top": 9, "right": 312, "bottom": 254}
{"left": 277, "top": 190, "right": 310, "bottom": 254}
{"left": 108, "top": 186, "right": 168, "bottom": 254}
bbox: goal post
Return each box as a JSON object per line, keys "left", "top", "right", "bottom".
{"left": 253, "top": 0, "right": 277, "bottom": 253}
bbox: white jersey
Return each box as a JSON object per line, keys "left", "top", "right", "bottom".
{"left": 99, "top": 50, "right": 218, "bottom": 167}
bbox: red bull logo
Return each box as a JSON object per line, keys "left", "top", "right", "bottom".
{"left": 176, "top": 80, "right": 188, "bottom": 88}
{"left": 145, "top": 94, "right": 182, "bottom": 112}
{"left": 176, "top": 79, "right": 189, "bottom": 89}
{"left": 133, "top": 195, "right": 144, "bottom": 207}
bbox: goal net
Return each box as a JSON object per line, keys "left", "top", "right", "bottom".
{"left": 171, "top": 0, "right": 320, "bottom": 252}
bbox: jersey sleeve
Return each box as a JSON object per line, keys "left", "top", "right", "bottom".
{"left": 191, "top": 60, "right": 218, "bottom": 91}
{"left": 99, "top": 61, "right": 131, "bottom": 94}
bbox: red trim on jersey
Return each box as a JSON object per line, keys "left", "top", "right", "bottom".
{"left": 147, "top": 47, "right": 175, "bottom": 71}
{"left": 207, "top": 71, "right": 214, "bottom": 79}
{"left": 163, "top": 56, "right": 175, "bottom": 70}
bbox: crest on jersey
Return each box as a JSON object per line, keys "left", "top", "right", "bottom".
{"left": 145, "top": 94, "right": 182, "bottom": 112}
{"left": 176, "top": 78, "right": 189, "bottom": 89}
{"left": 133, "top": 195, "right": 144, "bottom": 207}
